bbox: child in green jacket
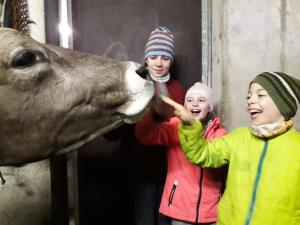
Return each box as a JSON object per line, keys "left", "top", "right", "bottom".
{"left": 161, "top": 72, "right": 300, "bottom": 225}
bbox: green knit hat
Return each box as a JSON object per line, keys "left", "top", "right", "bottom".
{"left": 251, "top": 72, "right": 300, "bottom": 120}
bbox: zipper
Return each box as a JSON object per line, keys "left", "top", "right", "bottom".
{"left": 195, "top": 167, "right": 204, "bottom": 224}
{"left": 244, "top": 140, "right": 268, "bottom": 225}
{"left": 168, "top": 180, "right": 178, "bottom": 207}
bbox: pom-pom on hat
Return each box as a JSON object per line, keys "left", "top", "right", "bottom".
{"left": 185, "top": 82, "right": 214, "bottom": 111}
{"left": 144, "top": 26, "right": 175, "bottom": 61}
{"left": 251, "top": 72, "right": 300, "bottom": 120}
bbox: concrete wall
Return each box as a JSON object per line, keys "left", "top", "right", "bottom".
{"left": 28, "top": 0, "right": 45, "bottom": 42}
{"left": 211, "top": 0, "right": 300, "bottom": 131}
{"left": 0, "top": 162, "right": 51, "bottom": 225}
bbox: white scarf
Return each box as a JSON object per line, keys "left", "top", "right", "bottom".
{"left": 149, "top": 73, "right": 170, "bottom": 83}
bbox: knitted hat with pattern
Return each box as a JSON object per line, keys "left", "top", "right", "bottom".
{"left": 144, "top": 26, "right": 175, "bottom": 61}
{"left": 251, "top": 72, "right": 300, "bottom": 120}
{"left": 185, "top": 82, "right": 214, "bottom": 111}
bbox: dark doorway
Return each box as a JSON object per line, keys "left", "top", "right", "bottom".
{"left": 71, "top": 0, "right": 202, "bottom": 89}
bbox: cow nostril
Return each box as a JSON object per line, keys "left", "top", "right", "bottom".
{"left": 11, "top": 50, "right": 45, "bottom": 69}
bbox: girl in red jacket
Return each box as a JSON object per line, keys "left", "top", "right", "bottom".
{"left": 135, "top": 82, "right": 228, "bottom": 225}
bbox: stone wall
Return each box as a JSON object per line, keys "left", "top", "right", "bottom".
{"left": 211, "top": 0, "right": 300, "bottom": 131}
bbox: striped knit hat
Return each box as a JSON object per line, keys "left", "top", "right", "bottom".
{"left": 144, "top": 26, "right": 175, "bottom": 61}
{"left": 251, "top": 72, "right": 300, "bottom": 120}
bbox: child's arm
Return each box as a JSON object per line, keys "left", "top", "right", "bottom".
{"left": 161, "top": 95, "right": 230, "bottom": 168}
{"left": 160, "top": 95, "right": 195, "bottom": 125}
{"left": 134, "top": 109, "right": 172, "bottom": 146}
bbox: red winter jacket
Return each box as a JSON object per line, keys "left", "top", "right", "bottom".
{"left": 135, "top": 115, "right": 228, "bottom": 223}
{"left": 125, "top": 78, "right": 185, "bottom": 180}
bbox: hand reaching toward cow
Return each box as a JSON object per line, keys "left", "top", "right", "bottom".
{"left": 160, "top": 95, "right": 195, "bottom": 125}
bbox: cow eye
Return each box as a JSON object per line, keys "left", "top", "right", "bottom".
{"left": 11, "top": 50, "right": 46, "bottom": 68}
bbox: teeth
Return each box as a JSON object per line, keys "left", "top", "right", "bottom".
{"left": 249, "top": 109, "right": 261, "bottom": 113}
{"left": 191, "top": 109, "right": 200, "bottom": 113}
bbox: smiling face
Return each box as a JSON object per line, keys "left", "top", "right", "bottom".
{"left": 246, "top": 83, "right": 285, "bottom": 126}
{"left": 146, "top": 55, "right": 172, "bottom": 78}
{"left": 185, "top": 93, "right": 211, "bottom": 121}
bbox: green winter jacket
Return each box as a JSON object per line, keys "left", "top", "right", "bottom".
{"left": 179, "top": 120, "right": 300, "bottom": 225}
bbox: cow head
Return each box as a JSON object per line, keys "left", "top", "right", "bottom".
{"left": 0, "top": 28, "right": 154, "bottom": 165}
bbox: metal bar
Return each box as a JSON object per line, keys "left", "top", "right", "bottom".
{"left": 201, "top": 0, "right": 212, "bottom": 87}
{"left": 58, "top": 0, "right": 79, "bottom": 224}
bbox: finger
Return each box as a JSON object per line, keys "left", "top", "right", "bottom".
{"left": 160, "top": 95, "right": 181, "bottom": 109}
{"left": 174, "top": 109, "right": 182, "bottom": 117}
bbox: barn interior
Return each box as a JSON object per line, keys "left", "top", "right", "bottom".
{"left": 0, "top": 1, "right": 300, "bottom": 225}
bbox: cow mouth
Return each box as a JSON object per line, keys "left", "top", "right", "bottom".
{"left": 117, "top": 70, "right": 154, "bottom": 123}
{"left": 55, "top": 116, "right": 124, "bottom": 156}
{"left": 118, "top": 104, "right": 150, "bottom": 124}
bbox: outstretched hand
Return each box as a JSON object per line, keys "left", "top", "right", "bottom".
{"left": 160, "top": 95, "right": 195, "bottom": 125}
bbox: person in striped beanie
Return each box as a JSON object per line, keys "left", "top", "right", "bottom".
{"left": 136, "top": 26, "right": 185, "bottom": 120}
{"left": 138, "top": 26, "right": 178, "bottom": 83}
{"left": 144, "top": 26, "right": 175, "bottom": 63}
{"left": 131, "top": 26, "right": 185, "bottom": 225}
{"left": 161, "top": 71, "right": 300, "bottom": 225}
{"left": 250, "top": 71, "right": 300, "bottom": 121}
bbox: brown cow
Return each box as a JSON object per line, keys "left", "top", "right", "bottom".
{"left": 0, "top": 28, "right": 154, "bottom": 166}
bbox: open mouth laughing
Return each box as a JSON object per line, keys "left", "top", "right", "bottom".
{"left": 190, "top": 109, "right": 201, "bottom": 117}
{"left": 249, "top": 108, "right": 262, "bottom": 119}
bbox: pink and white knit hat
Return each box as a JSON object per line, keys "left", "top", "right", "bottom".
{"left": 185, "top": 82, "right": 214, "bottom": 111}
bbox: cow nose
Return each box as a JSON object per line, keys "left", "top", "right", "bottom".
{"left": 117, "top": 61, "right": 154, "bottom": 123}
